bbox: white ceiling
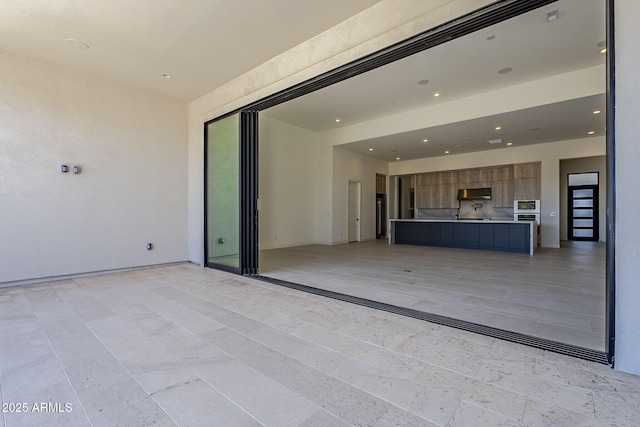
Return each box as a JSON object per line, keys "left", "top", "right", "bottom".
{"left": 0, "top": 0, "right": 607, "bottom": 162}
{"left": 263, "top": 0, "right": 607, "bottom": 162}
{"left": 0, "top": 0, "right": 382, "bottom": 100}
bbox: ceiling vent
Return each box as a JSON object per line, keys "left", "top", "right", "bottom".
{"left": 487, "top": 139, "right": 503, "bottom": 145}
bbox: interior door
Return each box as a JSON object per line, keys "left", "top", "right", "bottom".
{"left": 568, "top": 184, "right": 599, "bottom": 241}
{"left": 348, "top": 181, "right": 360, "bottom": 242}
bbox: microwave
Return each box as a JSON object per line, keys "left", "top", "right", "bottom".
{"left": 514, "top": 200, "right": 540, "bottom": 213}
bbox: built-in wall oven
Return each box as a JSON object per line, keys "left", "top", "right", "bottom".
{"left": 513, "top": 213, "right": 540, "bottom": 225}
{"left": 514, "top": 200, "right": 541, "bottom": 214}
{"left": 514, "top": 200, "right": 541, "bottom": 245}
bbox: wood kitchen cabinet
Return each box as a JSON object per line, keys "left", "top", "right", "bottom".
{"left": 415, "top": 162, "right": 539, "bottom": 209}
{"left": 513, "top": 162, "right": 541, "bottom": 179}
{"left": 492, "top": 180, "right": 515, "bottom": 207}
{"left": 415, "top": 184, "right": 436, "bottom": 208}
{"left": 376, "top": 173, "right": 386, "bottom": 194}
{"left": 513, "top": 162, "right": 541, "bottom": 200}
{"left": 417, "top": 172, "right": 436, "bottom": 186}
{"left": 416, "top": 171, "right": 459, "bottom": 208}
{"left": 490, "top": 165, "right": 514, "bottom": 207}
{"left": 492, "top": 166, "right": 513, "bottom": 181}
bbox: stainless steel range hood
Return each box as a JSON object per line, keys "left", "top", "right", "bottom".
{"left": 457, "top": 188, "right": 492, "bottom": 200}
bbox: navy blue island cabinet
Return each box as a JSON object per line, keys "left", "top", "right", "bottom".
{"left": 390, "top": 219, "right": 535, "bottom": 254}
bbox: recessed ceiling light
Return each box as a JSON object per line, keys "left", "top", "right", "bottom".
{"left": 162, "top": 73, "right": 172, "bottom": 79}
{"left": 444, "top": 151, "right": 450, "bottom": 154}
{"left": 65, "top": 38, "right": 89, "bottom": 49}
{"left": 433, "top": 93, "right": 440, "bottom": 97}
{"left": 588, "top": 131, "right": 595, "bottom": 135}
{"left": 498, "top": 67, "right": 512, "bottom": 74}
{"left": 507, "top": 142, "right": 513, "bottom": 146}
{"left": 335, "top": 119, "right": 341, "bottom": 123}
{"left": 593, "top": 110, "right": 602, "bottom": 114}
{"left": 368, "top": 148, "right": 374, "bottom": 151}
{"left": 396, "top": 157, "right": 401, "bottom": 160}
{"left": 495, "top": 126, "right": 502, "bottom": 131}
{"left": 423, "top": 139, "right": 429, "bottom": 143}
{"left": 417, "top": 80, "right": 429, "bottom": 85}
{"left": 600, "top": 48, "right": 607, "bottom": 54}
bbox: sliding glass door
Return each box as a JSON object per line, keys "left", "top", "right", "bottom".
{"left": 205, "top": 114, "right": 240, "bottom": 271}
{"left": 205, "top": 111, "right": 259, "bottom": 274}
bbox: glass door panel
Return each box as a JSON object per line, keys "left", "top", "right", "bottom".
{"left": 568, "top": 182, "right": 599, "bottom": 242}
{"left": 206, "top": 114, "right": 240, "bottom": 269}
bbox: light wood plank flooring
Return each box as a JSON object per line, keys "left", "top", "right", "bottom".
{"left": 260, "top": 240, "right": 606, "bottom": 351}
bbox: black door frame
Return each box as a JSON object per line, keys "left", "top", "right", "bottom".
{"left": 203, "top": 111, "right": 259, "bottom": 276}
{"left": 568, "top": 180, "right": 600, "bottom": 242}
{"left": 204, "top": 0, "right": 616, "bottom": 365}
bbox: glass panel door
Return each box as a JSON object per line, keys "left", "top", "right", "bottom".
{"left": 205, "top": 114, "right": 240, "bottom": 270}
{"left": 568, "top": 183, "right": 599, "bottom": 241}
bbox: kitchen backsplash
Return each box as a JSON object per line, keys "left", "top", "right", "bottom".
{"left": 417, "top": 200, "right": 514, "bottom": 220}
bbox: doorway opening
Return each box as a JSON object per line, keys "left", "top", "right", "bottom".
{"left": 207, "top": 0, "right": 613, "bottom": 364}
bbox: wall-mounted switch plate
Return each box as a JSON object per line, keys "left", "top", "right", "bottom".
{"left": 73, "top": 166, "right": 81, "bottom": 174}
{"left": 61, "top": 165, "right": 69, "bottom": 173}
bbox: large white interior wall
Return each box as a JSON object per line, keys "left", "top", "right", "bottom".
{"left": 331, "top": 147, "right": 389, "bottom": 244}
{"left": 259, "top": 116, "right": 319, "bottom": 250}
{"left": 0, "top": 49, "right": 188, "bottom": 284}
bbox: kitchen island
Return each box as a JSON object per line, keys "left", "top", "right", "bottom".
{"left": 389, "top": 219, "right": 537, "bottom": 255}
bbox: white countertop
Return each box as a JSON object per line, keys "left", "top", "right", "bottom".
{"left": 390, "top": 218, "right": 527, "bottom": 224}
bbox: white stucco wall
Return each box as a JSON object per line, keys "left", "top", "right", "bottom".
{"left": 613, "top": 0, "right": 640, "bottom": 374}
{"left": 0, "top": 49, "right": 189, "bottom": 284}
{"left": 259, "top": 115, "right": 319, "bottom": 250}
